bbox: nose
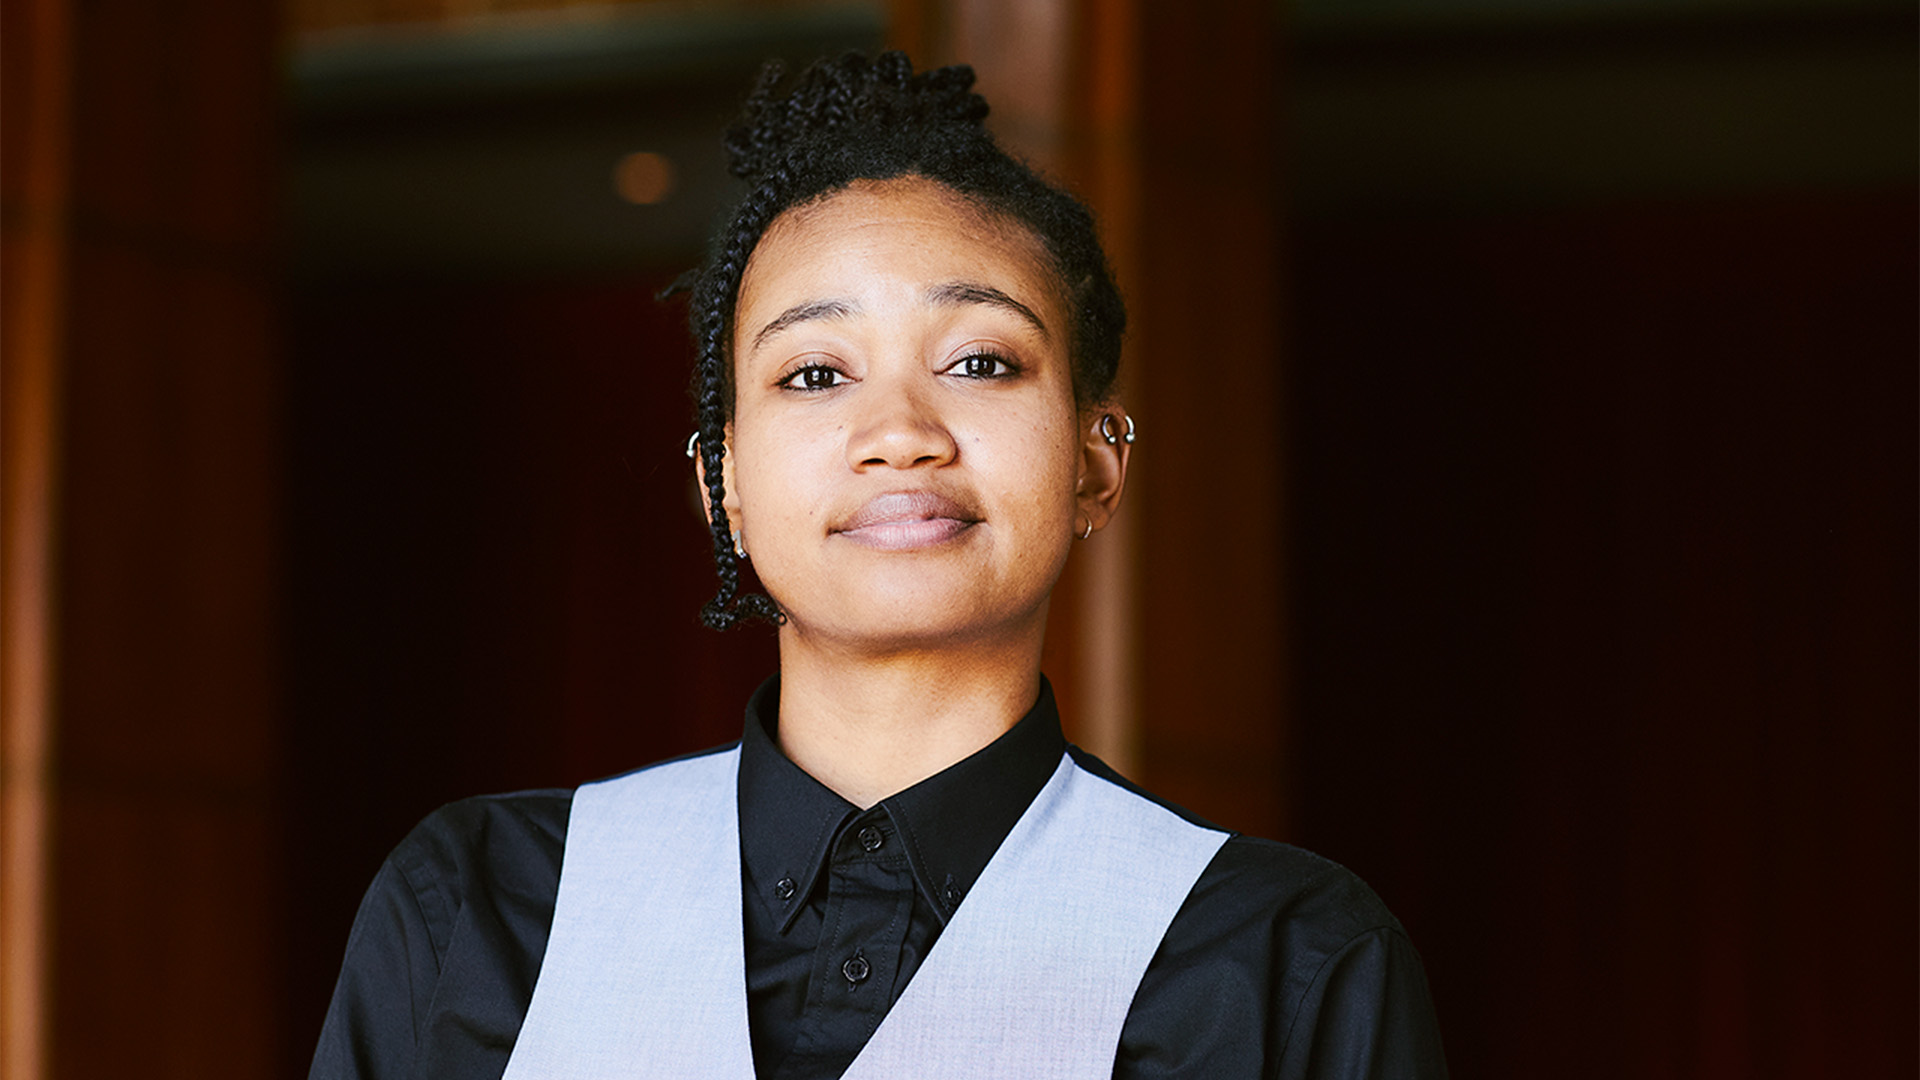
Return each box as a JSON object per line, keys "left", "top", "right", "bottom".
{"left": 845, "top": 377, "right": 957, "bottom": 471}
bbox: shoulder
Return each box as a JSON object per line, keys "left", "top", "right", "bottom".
{"left": 402, "top": 786, "right": 575, "bottom": 855}
{"left": 382, "top": 740, "right": 744, "bottom": 950}
{"left": 1066, "top": 745, "right": 1404, "bottom": 951}
{"left": 312, "top": 748, "right": 744, "bottom": 1080}
{"left": 1132, "top": 837, "right": 1447, "bottom": 1077}
{"left": 1190, "top": 834, "right": 1406, "bottom": 953}
{"left": 385, "top": 787, "right": 575, "bottom": 944}
{"left": 1074, "top": 749, "right": 1446, "bottom": 1077}
{"left": 1192, "top": 842, "right": 1446, "bottom": 1076}
{"left": 310, "top": 788, "right": 575, "bottom": 1080}
{"left": 387, "top": 741, "right": 740, "bottom": 929}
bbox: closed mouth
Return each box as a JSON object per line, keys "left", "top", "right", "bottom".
{"left": 833, "top": 490, "right": 982, "bottom": 550}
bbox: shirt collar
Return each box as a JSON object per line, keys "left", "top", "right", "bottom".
{"left": 736, "top": 675, "right": 1067, "bottom": 933}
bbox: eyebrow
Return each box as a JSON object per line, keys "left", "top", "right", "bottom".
{"left": 747, "top": 282, "right": 1050, "bottom": 352}
{"left": 927, "top": 281, "right": 1050, "bottom": 340}
{"left": 750, "top": 298, "right": 856, "bottom": 352}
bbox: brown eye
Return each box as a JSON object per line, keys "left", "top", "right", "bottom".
{"left": 782, "top": 364, "right": 845, "bottom": 390}
{"left": 959, "top": 354, "right": 1012, "bottom": 379}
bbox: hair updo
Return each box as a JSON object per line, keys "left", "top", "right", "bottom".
{"left": 685, "top": 50, "right": 1126, "bottom": 630}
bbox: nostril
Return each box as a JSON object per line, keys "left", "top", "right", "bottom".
{"left": 849, "top": 418, "right": 959, "bottom": 470}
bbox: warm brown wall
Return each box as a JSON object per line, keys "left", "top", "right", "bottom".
{"left": 1, "top": 0, "right": 285, "bottom": 1076}
{"left": 1290, "top": 191, "right": 1917, "bottom": 1078}
{"left": 1284, "top": 10, "right": 1916, "bottom": 1075}
{"left": 2, "top": 0, "right": 71, "bottom": 1073}
{"left": 1124, "top": 4, "right": 1286, "bottom": 837}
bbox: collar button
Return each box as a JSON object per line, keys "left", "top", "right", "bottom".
{"left": 773, "top": 877, "right": 796, "bottom": 902}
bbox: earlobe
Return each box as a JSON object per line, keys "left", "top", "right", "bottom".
{"left": 1075, "top": 408, "right": 1133, "bottom": 536}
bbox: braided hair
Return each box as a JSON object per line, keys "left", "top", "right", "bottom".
{"left": 685, "top": 51, "right": 1127, "bottom": 630}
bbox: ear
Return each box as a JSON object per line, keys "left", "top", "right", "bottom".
{"left": 1075, "top": 406, "right": 1132, "bottom": 536}
{"left": 692, "top": 425, "right": 745, "bottom": 541}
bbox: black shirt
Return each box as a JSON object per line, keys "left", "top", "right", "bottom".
{"left": 309, "top": 679, "right": 1447, "bottom": 1079}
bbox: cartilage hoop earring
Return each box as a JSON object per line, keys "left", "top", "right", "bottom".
{"left": 1099, "top": 414, "right": 1137, "bottom": 446}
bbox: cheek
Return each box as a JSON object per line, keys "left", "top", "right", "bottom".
{"left": 981, "top": 410, "right": 1081, "bottom": 529}
{"left": 731, "top": 411, "right": 840, "bottom": 532}
{"left": 732, "top": 438, "right": 800, "bottom": 518}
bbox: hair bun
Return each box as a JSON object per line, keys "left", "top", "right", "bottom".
{"left": 723, "top": 51, "right": 991, "bottom": 182}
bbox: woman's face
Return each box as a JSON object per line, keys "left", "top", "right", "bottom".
{"left": 720, "top": 176, "right": 1120, "bottom": 653}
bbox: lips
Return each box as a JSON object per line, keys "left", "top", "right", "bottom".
{"left": 833, "top": 490, "right": 982, "bottom": 551}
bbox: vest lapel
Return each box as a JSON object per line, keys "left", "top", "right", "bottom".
{"left": 841, "top": 754, "right": 1229, "bottom": 1080}
{"left": 506, "top": 747, "right": 1227, "bottom": 1080}
{"left": 503, "top": 747, "right": 754, "bottom": 1080}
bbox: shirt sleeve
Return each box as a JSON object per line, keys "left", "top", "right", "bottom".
{"left": 1116, "top": 834, "right": 1447, "bottom": 1080}
{"left": 1277, "top": 926, "right": 1449, "bottom": 1080}
{"left": 307, "top": 790, "right": 569, "bottom": 1080}
{"left": 308, "top": 853, "right": 445, "bottom": 1080}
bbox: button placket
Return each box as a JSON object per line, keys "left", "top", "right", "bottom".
{"left": 841, "top": 949, "right": 870, "bottom": 988}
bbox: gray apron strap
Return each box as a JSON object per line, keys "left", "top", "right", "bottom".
{"left": 505, "top": 748, "right": 1227, "bottom": 1079}
{"left": 842, "top": 754, "right": 1228, "bottom": 1080}
{"left": 502, "top": 746, "right": 753, "bottom": 1080}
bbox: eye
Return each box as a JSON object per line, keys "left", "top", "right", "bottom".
{"left": 778, "top": 363, "right": 847, "bottom": 391}
{"left": 952, "top": 352, "right": 1017, "bottom": 380}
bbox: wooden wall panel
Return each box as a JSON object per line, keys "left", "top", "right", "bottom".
{"left": 1126, "top": 3, "right": 1286, "bottom": 837}
{"left": 0, "top": 0, "right": 285, "bottom": 1076}
{"left": 1, "top": 0, "right": 73, "bottom": 1074}
{"left": 1290, "top": 191, "right": 1917, "bottom": 1079}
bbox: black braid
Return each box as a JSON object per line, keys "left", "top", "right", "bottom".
{"left": 691, "top": 178, "right": 788, "bottom": 631}
{"left": 683, "top": 51, "right": 1127, "bottom": 631}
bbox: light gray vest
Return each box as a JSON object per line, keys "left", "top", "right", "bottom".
{"left": 502, "top": 745, "right": 1228, "bottom": 1079}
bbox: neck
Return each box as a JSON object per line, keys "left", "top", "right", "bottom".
{"left": 774, "top": 630, "right": 1044, "bottom": 808}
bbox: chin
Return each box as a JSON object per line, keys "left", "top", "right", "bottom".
{"left": 796, "top": 617, "right": 1034, "bottom": 658}
{"left": 781, "top": 591, "right": 1043, "bottom": 654}
{"left": 763, "top": 548, "right": 1062, "bottom": 649}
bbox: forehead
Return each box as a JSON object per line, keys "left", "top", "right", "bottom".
{"left": 735, "top": 177, "right": 1061, "bottom": 322}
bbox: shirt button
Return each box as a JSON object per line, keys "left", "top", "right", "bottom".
{"left": 842, "top": 952, "right": 870, "bottom": 986}
{"left": 858, "top": 826, "right": 884, "bottom": 852}
{"left": 773, "top": 877, "right": 796, "bottom": 902}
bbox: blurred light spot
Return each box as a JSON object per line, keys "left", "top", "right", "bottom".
{"left": 614, "top": 151, "right": 676, "bottom": 205}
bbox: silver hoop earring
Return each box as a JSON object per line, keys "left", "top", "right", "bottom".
{"left": 685, "top": 431, "right": 700, "bottom": 460}
{"left": 733, "top": 529, "right": 747, "bottom": 560}
{"left": 1077, "top": 516, "right": 1093, "bottom": 541}
{"left": 1099, "top": 414, "right": 1137, "bottom": 446}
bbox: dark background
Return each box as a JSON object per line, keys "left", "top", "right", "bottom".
{"left": 4, "top": 1, "right": 1913, "bottom": 1077}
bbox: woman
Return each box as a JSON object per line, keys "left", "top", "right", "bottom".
{"left": 311, "top": 52, "right": 1445, "bottom": 1079}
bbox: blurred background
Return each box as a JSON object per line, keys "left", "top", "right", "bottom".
{"left": 2, "top": 0, "right": 1913, "bottom": 1076}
